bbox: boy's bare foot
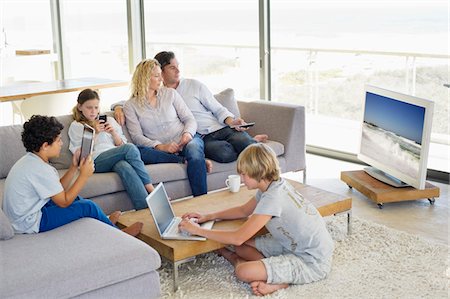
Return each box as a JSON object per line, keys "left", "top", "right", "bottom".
{"left": 254, "top": 134, "right": 268, "bottom": 143}
{"left": 206, "top": 159, "right": 213, "bottom": 173}
{"left": 250, "top": 281, "right": 288, "bottom": 296}
{"left": 108, "top": 211, "right": 122, "bottom": 225}
{"left": 121, "top": 221, "right": 143, "bottom": 237}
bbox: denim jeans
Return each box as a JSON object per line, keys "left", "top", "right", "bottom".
{"left": 203, "top": 127, "right": 256, "bottom": 163}
{"left": 179, "top": 134, "right": 207, "bottom": 196}
{"left": 39, "top": 196, "right": 115, "bottom": 232}
{"left": 137, "top": 145, "right": 184, "bottom": 164}
{"left": 94, "top": 143, "right": 151, "bottom": 210}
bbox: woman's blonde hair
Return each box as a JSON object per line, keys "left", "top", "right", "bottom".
{"left": 72, "top": 88, "right": 99, "bottom": 128}
{"left": 237, "top": 143, "right": 280, "bottom": 182}
{"left": 130, "top": 59, "right": 161, "bottom": 106}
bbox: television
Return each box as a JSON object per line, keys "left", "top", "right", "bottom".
{"left": 357, "top": 85, "right": 434, "bottom": 190}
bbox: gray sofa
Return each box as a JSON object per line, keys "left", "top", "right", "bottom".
{"left": 0, "top": 98, "right": 305, "bottom": 298}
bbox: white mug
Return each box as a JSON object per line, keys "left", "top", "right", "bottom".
{"left": 225, "top": 174, "right": 241, "bottom": 193}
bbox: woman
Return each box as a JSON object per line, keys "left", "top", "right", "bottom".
{"left": 68, "top": 88, "right": 154, "bottom": 210}
{"left": 123, "top": 59, "right": 211, "bottom": 197}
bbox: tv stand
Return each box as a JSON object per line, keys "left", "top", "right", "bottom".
{"left": 363, "top": 167, "right": 409, "bottom": 188}
{"left": 341, "top": 170, "right": 440, "bottom": 209}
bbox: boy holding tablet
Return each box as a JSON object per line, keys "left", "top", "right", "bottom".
{"left": 2, "top": 115, "right": 142, "bottom": 236}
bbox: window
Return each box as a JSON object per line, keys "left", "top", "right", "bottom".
{"left": 60, "top": 0, "right": 129, "bottom": 79}
{"left": 271, "top": 0, "right": 449, "bottom": 172}
{"left": 144, "top": 0, "right": 260, "bottom": 98}
{"left": 0, "top": 0, "right": 54, "bottom": 84}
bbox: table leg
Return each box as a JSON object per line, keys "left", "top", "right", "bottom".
{"left": 172, "top": 256, "right": 196, "bottom": 292}
{"left": 334, "top": 209, "right": 352, "bottom": 235}
{"left": 347, "top": 210, "right": 352, "bottom": 235}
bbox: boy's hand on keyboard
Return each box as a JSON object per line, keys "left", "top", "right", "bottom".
{"left": 179, "top": 218, "right": 200, "bottom": 235}
{"left": 182, "top": 212, "right": 208, "bottom": 223}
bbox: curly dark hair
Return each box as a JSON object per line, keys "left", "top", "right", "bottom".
{"left": 22, "top": 115, "right": 64, "bottom": 152}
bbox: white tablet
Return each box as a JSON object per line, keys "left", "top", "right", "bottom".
{"left": 79, "top": 124, "right": 95, "bottom": 165}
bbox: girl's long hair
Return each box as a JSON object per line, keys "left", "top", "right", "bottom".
{"left": 72, "top": 88, "right": 99, "bottom": 128}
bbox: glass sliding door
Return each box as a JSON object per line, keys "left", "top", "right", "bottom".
{"left": 60, "top": 0, "right": 129, "bottom": 80}
{"left": 143, "top": 0, "right": 260, "bottom": 98}
{"left": 270, "top": 0, "right": 449, "bottom": 172}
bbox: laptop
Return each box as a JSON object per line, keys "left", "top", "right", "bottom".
{"left": 146, "top": 182, "right": 214, "bottom": 241}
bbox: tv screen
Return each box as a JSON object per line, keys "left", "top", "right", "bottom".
{"left": 358, "top": 85, "right": 434, "bottom": 190}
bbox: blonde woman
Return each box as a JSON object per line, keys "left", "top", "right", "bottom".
{"left": 124, "top": 59, "right": 211, "bottom": 197}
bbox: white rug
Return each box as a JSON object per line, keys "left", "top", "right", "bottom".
{"left": 158, "top": 215, "right": 449, "bottom": 298}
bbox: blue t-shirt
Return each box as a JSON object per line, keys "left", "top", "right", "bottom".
{"left": 254, "top": 178, "right": 334, "bottom": 263}
{"left": 2, "top": 153, "right": 63, "bottom": 233}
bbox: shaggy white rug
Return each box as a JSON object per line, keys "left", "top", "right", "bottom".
{"left": 158, "top": 216, "right": 448, "bottom": 298}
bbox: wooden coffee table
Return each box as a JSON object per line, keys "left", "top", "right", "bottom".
{"left": 117, "top": 179, "right": 352, "bottom": 291}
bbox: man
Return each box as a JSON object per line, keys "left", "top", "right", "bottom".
{"left": 114, "top": 51, "right": 267, "bottom": 163}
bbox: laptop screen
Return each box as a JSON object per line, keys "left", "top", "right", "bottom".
{"left": 146, "top": 183, "right": 175, "bottom": 234}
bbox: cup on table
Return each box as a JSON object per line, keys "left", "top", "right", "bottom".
{"left": 225, "top": 174, "right": 241, "bottom": 193}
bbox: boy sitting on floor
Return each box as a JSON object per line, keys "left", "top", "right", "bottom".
{"left": 179, "top": 143, "right": 334, "bottom": 296}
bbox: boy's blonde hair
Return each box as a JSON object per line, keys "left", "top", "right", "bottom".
{"left": 237, "top": 143, "right": 280, "bottom": 182}
{"left": 130, "top": 59, "right": 161, "bottom": 106}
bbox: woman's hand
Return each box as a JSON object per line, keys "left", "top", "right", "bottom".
{"left": 178, "top": 132, "right": 193, "bottom": 148}
{"left": 156, "top": 142, "right": 181, "bottom": 153}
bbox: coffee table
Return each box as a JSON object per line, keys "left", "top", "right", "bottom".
{"left": 117, "top": 179, "right": 352, "bottom": 291}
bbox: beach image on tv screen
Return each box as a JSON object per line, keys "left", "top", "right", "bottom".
{"left": 360, "top": 92, "right": 425, "bottom": 179}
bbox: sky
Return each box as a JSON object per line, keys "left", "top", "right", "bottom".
{"left": 363, "top": 91, "right": 427, "bottom": 144}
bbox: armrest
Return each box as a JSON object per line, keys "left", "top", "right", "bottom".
{"left": 238, "top": 100, "right": 306, "bottom": 172}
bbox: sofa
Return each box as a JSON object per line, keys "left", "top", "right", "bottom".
{"left": 0, "top": 95, "right": 305, "bottom": 298}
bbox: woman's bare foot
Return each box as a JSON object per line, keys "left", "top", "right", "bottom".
{"left": 108, "top": 211, "right": 122, "bottom": 225}
{"left": 121, "top": 221, "right": 143, "bottom": 237}
{"left": 206, "top": 159, "right": 213, "bottom": 173}
{"left": 254, "top": 134, "right": 268, "bottom": 143}
{"left": 250, "top": 281, "right": 288, "bottom": 296}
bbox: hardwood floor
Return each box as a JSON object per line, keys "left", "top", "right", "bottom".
{"left": 282, "top": 153, "right": 449, "bottom": 245}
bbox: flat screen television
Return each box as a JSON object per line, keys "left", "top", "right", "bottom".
{"left": 357, "top": 85, "right": 434, "bottom": 190}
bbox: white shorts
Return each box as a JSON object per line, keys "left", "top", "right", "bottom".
{"left": 255, "top": 234, "right": 332, "bottom": 285}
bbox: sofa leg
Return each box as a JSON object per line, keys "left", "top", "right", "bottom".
{"left": 302, "top": 168, "right": 307, "bottom": 184}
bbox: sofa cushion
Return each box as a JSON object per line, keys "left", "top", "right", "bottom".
{"left": 0, "top": 218, "right": 161, "bottom": 298}
{"left": 215, "top": 88, "right": 241, "bottom": 118}
{"left": 49, "top": 114, "right": 75, "bottom": 170}
{"left": 0, "top": 124, "right": 27, "bottom": 179}
{"left": 0, "top": 208, "right": 14, "bottom": 240}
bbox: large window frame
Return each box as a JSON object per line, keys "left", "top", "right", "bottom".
{"left": 42, "top": 0, "right": 450, "bottom": 182}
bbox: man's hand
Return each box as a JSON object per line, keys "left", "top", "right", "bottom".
{"left": 156, "top": 142, "right": 181, "bottom": 153}
{"left": 227, "top": 117, "right": 248, "bottom": 132}
{"left": 178, "top": 132, "right": 193, "bottom": 148}
{"left": 114, "top": 106, "right": 125, "bottom": 126}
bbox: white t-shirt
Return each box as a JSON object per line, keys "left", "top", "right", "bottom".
{"left": 2, "top": 153, "right": 64, "bottom": 233}
{"left": 254, "top": 178, "right": 334, "bottom": 263}
{"left": 68, "top": 116, "right": 127, "bottom": 160}
{"left": 176, "top": 78, "right": 234, "bottom": 135}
